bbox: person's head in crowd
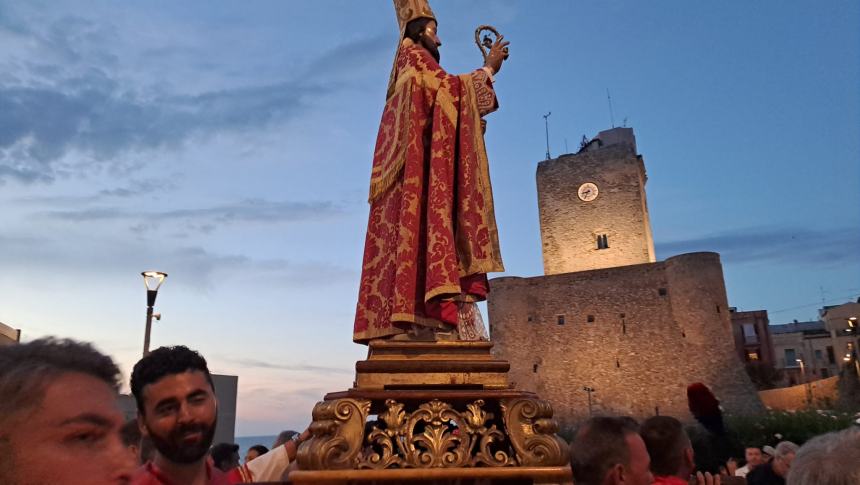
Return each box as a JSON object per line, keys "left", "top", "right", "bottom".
{"left": 209, "top": 442, "right": 239, "bottom": 472}
{"left": 744, "top": 446, "right": 763, "bottom": 468}
{"left": 639, "top": 416, "right": 695, "bottom": 479}
{"left": 787, "top": 427, "right": 860, "bottom": 485}
{"left": 725, "top": 457, "right": 738, "bottom": 476}
{"left": 273, "top": 430, "right": 299, "bottom": 448}
{"left": 131, "top": 345, "right": 217, "bottom": 468}
{"left": 245, "top": 444, "right": 269, "bottom": 463}
{"left": 771, "top": 440, "right": 799, "bottom": 478}
{"left": 762, "top": 445, "right": 775, "bottom": 463}
{"left": 570, "top": 416, "right": 653, "bottom": 485}
{"left": 0, "top": 338, "right": 136, "bottom": 484}
{"left": 120, "top": 418, "right": 142, "bottom": 462}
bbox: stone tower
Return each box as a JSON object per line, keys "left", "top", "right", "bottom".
{"left": 489, "top": 126, "right": 765, "bottom": 425}
{"left": 537, "top": 127, "right": 655, "bottom": 275}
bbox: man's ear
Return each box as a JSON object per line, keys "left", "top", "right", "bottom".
{"left": 684, "top": 446, "right": 696, "bottom": 471}
{"left": 137, "top": 412, "right": 150, "bottom": 438}
{"left": 607, "top": 463, "right": 624, "bottom": 484}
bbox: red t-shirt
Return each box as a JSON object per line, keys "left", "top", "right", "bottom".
{"left": 653, "top": 476, "right": 689, "bottom": 485}
{"left": 131, "top": 461, "right": 232, "bottom": 485}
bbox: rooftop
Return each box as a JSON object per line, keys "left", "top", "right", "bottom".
{"left": 770, "top": 320, "right": 825, "bottom": 335}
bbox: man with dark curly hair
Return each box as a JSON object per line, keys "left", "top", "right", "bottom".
{"left": 130, "top": 345, "right": 300, "bottom": 484}
{"left": 130, "top": 345, "right": 227, "bottom": 485}
{"left": 0, "top": 337, "right": 136, "bottom": 484}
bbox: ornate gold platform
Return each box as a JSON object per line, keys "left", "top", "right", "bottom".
{"left": 291, "top": 340, "right": 571, "bottom": 484}
{"left": 354, "top": 340, "right": 510, "bottom": 390}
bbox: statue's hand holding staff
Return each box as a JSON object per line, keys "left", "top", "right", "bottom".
{"left": 484, "top": 35, "right": 510, "bottom": 75}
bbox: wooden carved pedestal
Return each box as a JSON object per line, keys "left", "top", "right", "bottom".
{"left": 289, "top": 341, "right": 571, "bottom": 484}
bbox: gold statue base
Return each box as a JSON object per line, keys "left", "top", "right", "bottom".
{"left": 291, "top": 340, "right": 571, "bottom": 484}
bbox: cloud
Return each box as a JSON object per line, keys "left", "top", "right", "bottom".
{"left": 0, "top": 230, "right": 353, "bottom": 291}
{"left": 12, "top": 178, "right": 177, "bottom": 205}
{"left": 0, "top": 6, "right": 391, "bottom": 185}
{"left": 0, "top": 78, "right": 327, "bottom": 184}
{"left": 37, "top": 198, "right": 344, "bottom": 236}
{"left": 302, "top": 34, "right": 391, "bottom": 83}
{"left": 655, "top": 226, "right": 860, "bottom": 266}
{"left": 225, "top": 357, "right": 352, "bottom": 375}
{"left": 140, "top": 246, "right": 355, "bottom": 291}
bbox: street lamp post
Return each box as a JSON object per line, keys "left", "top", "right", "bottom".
{"left": 797, "top": 358, "right": 812, "bottom": 406}
{"left": 583, "top": 386, "right": 595, "bottom": 416}
{"left": 141, "top": 271, "right": 167, "bottom": 357}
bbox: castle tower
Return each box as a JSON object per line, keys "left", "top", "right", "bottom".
{"left": 488, "top": 126, "right": 765, "bottom": 425}
{"left": 537, "top": 127, "right": 655, "bottom": 275}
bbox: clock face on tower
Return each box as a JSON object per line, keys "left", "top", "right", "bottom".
{"left": 577, "top": 182, "right": 599, "bottom": 202}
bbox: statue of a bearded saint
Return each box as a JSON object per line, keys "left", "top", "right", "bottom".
{"left": 353, "top": 0, "right": 510, "bottom": 343}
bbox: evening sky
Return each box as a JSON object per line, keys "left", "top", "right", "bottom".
{"left": 0, "top": 0, "right": 858, "bottom": 434}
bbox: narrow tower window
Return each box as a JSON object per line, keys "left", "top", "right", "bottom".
{"left": 557, "top": 315, "right": 565, "bottom": 325}
{"left": 596, "top": 234, "right": 609, "bottom": 250}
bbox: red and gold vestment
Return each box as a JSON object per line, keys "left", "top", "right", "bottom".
{"left": 353, "top": 40, "right": 504, "bottom": 343}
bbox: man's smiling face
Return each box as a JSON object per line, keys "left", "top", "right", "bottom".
{"left": 137, "top": 370, "right": 217, "bottom": 464}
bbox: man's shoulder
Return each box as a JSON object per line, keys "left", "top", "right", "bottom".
{"left": 652, "top": 476, "right": 688, "bottom": 485}
{"left": 746, "top": 462, "right": 777, "bottom": 484}
{"left": 130, "top": 461, "right": 232, "bottom": 485}
{"left": 209, "top": 467, "right": 232, "bottom": 485}
{"left": 130, "top": 463, "right": 165, "bottom": 485}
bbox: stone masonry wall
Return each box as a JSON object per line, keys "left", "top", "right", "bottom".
{"left": 758, "top": 376, "right": 840, "bottom": 411}
{"left": 537, "top": 146, "right": 655, "bottom": 275}
{"left": 488, "top": 252, "right": 765, "bottom": 426}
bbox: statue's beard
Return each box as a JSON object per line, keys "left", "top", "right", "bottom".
{"left": 420, "top": 37, "right": 441, "bottom": 63}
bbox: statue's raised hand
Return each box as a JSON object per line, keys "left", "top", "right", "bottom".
{"left": 484, "top": 35, "right": 510, "bottom": 75}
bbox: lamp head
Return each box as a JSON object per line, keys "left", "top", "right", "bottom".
{"left": 142, "top": 271, "right": 168, "bottom": 291}
{"left": 142, "top": 271, "right": 167, "bottom": 307}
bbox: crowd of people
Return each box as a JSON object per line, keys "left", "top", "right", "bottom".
{"left": 568, "top": 415, "right": 859, "bottom": 485}
{"left": 0, "top": 338, "right": 309, "bottom": 484}
{"left": 0, "top": 337, "right": 857, "bottom": 484}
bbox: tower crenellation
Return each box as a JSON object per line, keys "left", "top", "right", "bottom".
{"left": 538, "top": 127, "right": 655, "bottom": 275}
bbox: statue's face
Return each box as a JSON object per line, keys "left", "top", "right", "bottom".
{"left": 420, "top": 20, "right": 441, "bottom": 62}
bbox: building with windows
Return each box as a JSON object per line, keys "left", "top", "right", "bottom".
{"left": 771, "top": 301, "right": 860, "bottom": 385}
{"left": 730, "top": 309, "right": 775, "bottom": 366}
{"left": 489, "top": 127, "right": 764, "bottom": 423}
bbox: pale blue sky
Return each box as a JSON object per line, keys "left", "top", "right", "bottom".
{"left": 1, "top": 1, "right": 857, "bottom": 435}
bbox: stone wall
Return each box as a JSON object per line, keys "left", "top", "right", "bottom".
{"left": 758, "top": 376, "right": 840, "bottom": 411}
{"left": 488, "top": 252, "right": 765, "bottom": 426}
{"left": 537, "top": 145, "right": 655, "bottom": 275}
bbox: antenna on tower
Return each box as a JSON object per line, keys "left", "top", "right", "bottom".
{"left": 543, "top": 112, "right": 552, "bottom": 160}
{"left": 564, "top": 137, "right": 569, "bottom": 153}
{"left": 606, "top": 88, "right": 615, "bottom": 128}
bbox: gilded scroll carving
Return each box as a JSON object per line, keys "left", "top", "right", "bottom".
{"left": 297, "top": 398, "right": 371, "bottom": 470}
{"left": 358, "top": 398, "right": 513, "bottom": 469}
{"left": 300, "top": 396, "right": 568, "bottom": 470}
{"left": 500, "top": 397, "right": 569, "bottom": 466}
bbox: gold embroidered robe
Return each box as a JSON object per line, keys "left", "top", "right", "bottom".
{"left": 353, "top": 42, "right": 504, "bottom": 343}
